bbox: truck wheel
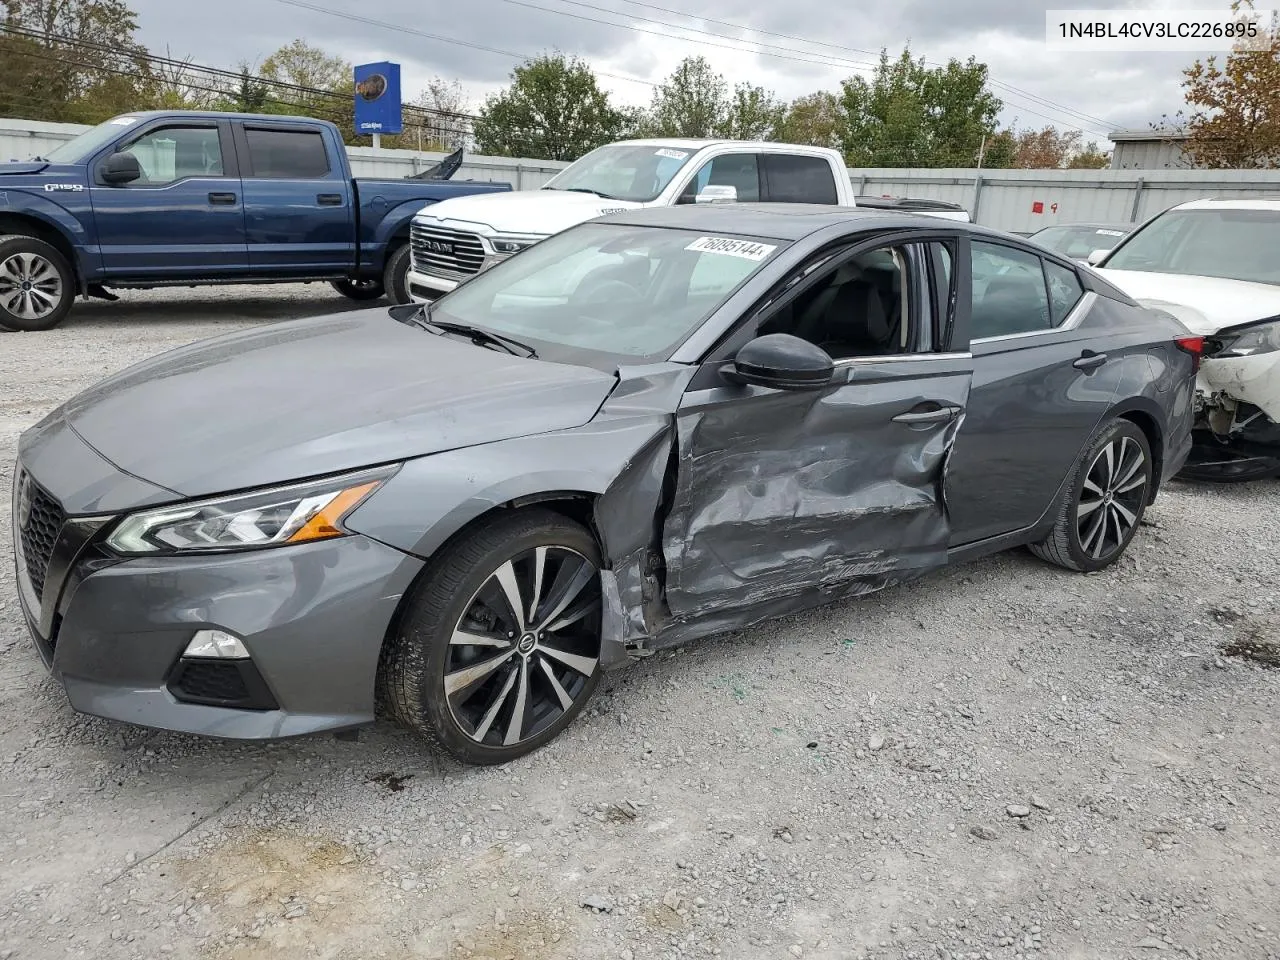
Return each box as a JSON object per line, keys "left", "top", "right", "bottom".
{"left": 0, "top": 235, "right": 76, "bottom": 331}
{"left": 383, "top": 243, "right": 412, "bottom": 305}
{"left": 330, "top": 277, "right": 386, "bottom": 301}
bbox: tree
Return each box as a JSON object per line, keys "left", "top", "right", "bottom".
{"left": 473, "top": 53, "right": 635, "bottom": 161}
{"left": 1067, "top": 141, "right": 1111, "bottom": 168}
{"left": 721, "top": 83, "right": 785, "bottom": 140}
{"left": 258, "top": 39, "right": 355, "bottom": 139}
{"left": 839, "top": 47, "right": 1003, "bottom": 167}
{"left": 775, "top": 91, "right": 845, "bottom": 149}
{"left": 405, "top": 77, "right": 472, "bottom": 151}
{"left": 644, "top": 56, "right": 732, "bottom": 138}
{"left": 1012, "top": 125, "right": 1084, "bottom": 167}
{"left": 1178, "top": 1, "right": 1280, "bottom": 167}
{"left": 0, "top": 0, "right": 154, "bottom": 123}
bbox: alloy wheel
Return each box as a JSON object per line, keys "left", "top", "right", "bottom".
{"left": 444, "top": 545, "right": 602, "bottom": 748}
{"left": 0, "top": 252, "right": 63, "bottom": 321}
{"left": 1076, "top": 435, "right": 1148, "bottom": 560}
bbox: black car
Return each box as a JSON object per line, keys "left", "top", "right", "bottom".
{"left": 13, "top": 203, "right": 1200, "bottom": 764}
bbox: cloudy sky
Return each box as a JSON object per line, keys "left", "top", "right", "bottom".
{"left": 129, "top": 0, "right": 1228, "bottom": 146}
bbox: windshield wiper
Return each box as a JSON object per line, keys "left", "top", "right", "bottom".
{"left": 549, "top": 186, "right": 623, "bottom": 201}
{"left": 408, "top": 305, "right": 537, "bottom": 358}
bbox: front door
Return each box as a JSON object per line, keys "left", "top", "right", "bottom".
{"left": 90, "top": 120, "right": 248, "bottom": 278}
{"left": 660, "top": 236, "right": 972, "bottom": 620}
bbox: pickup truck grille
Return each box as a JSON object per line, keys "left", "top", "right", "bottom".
{"left": 411, "top": 223, "right": 486, "bottom": 276}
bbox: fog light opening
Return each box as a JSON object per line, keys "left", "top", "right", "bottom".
{"left": 184, "top": 629, "right": 250, "bottom": 659}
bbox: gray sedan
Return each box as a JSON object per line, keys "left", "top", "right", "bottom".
{"left": 12, "top": 204, "right": 1198, "bottom": 764}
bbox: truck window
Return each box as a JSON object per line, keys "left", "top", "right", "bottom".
{"left": 243, "top": 128, "right": 331, "bottom": 179}
{"left": 120, "top": 126, "right": 224, "bottom": 184}
{"left": 679, "top": 154, "right": 761, "bottom": 204}
{"left": 762, "top": 155, "right": 838, "bottom": 204}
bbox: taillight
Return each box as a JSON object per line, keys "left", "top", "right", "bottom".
{"left": 1175, "top": 336, "right": 1205, "bottom": 373}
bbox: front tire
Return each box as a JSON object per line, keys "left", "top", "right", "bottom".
{"left": 381, "top": 509, "right": 604, "bottom": 765}
{"left": 0, "top": 235, "right": 75, "bottom": 331}
{"left": 382, "top": 243, "right": 412, "bottom": 305}
{"left": 1030, "top": 419, "right": 1153, "bottom": 572}
{"left": 330, "top": 277, "right": 386, "bottom": 301}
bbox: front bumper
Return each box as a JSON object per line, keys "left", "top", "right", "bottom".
{"left": 13, "top": 452, "right": 425, "bottom": 739}
{"left": 406, "top": 267, "right": 458, "bottom": 302}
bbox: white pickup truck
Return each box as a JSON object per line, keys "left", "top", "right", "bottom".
{"left": 405, "top": 138, "right": 967, "bottom": 301}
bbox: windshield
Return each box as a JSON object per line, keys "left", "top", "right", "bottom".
{"left": 1104, "top": 209, "right": 1280, "bottom": 285}
{"left": 41, "top": 115, "right": 142, "bottom": 163}
{"left": 542, "top": 143, "right": 697, "bottom": 203}
{"left": 1031, "top": 225, "right": 1128, "bottom": 259}
{"left": 432, "top": 222, "right": 787, "bottom": 365}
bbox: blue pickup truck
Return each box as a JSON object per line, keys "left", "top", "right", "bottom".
{"left": 0, "top": 111, "right": 513, "bottom": 331}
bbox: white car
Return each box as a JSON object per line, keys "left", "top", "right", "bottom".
{"left": 1091, "top": 198, "right": 1280, "bottom": 481}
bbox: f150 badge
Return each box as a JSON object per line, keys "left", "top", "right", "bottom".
{"left": 43, "top": 183, "right": 84, "bottom": 192}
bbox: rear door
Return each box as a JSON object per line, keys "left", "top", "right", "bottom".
{"left": 945, "top": 238, "right": 1127, "bottom": 545}
{"left": 90, "top": 119, "right": 248, "bottom": 278}
{"left": 661, "top": 231, "right": 972, "bottom": 619}
{"left": 233, "top": 122, "right": 355, "bottom": 274}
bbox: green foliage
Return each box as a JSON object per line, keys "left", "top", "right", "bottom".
{"left": 473, "top": 52, "right": 636, "bottom": 161}
{"left": 839, "top": 47, "right": 1003, "bottom": 167}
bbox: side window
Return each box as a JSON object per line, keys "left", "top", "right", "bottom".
{"left": 1044, "top": 260, "right": 1085, "bottom": 326}
{"left": 762, "top": 154, "right": 838, "bottom": 204}
{"left": 758, "top": 245, "right": 912, "bottom": 360}
{"left": 680, "top": 153, "right": 761, "bottom": 203}
{"left": 120, "top": 127, "right": 224, "bottom": 184}
{"left": 930, "top": 241, "right": 956, "bottom": 348}
{"left": 969, "top": 241, "right": 1052, "bottom": 340}
{"left": 243, "top": 128, "right": 330, "bottom": 179}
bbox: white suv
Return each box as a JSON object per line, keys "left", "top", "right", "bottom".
{"left": 1092, "top": 198, "right": 1280, "bottom": 481}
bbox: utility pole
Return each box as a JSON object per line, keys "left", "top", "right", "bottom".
{"left": 976, "top": 133, "right": 986, "bottom": 170}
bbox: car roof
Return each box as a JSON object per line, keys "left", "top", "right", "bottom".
{"left": 609, "top": 138, "right": 839, "bottom": 153}
{"left": 1171, "top": 197, "right": 1280, "bottom": 211}
{"left": 111, "top": 109, "right": 323, "bottom": 125}
{"left": 1032, "top": 222, "right": 1131, "bottom": 231}
{"left": 596, "top": 203, "right": 985, "bottom": 241}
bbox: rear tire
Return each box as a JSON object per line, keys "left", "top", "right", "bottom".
{"left": 0, "top": 235, "right": 75, "bottom": 331}
{"left": 330, "top": 277, "right": 385, "bottom": 301}
{"left": 1030, "top": 419, "right": 1153, "bottom": 572}
{"left": 383, "top": 243, "right": 412, "bottom": 305}
{"left": 380, "top": 509, "right": 604, "bottom": 765}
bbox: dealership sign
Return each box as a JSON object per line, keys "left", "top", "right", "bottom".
{"left": 354, "top": 61, "right": 403, "bottom": 135}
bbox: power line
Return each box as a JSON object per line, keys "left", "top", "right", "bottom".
{"left": 601, "top": 0, "right": 1116, "bottom": 131}
{"left": 489, "top": 0, "right": 1113, "bottom": 136}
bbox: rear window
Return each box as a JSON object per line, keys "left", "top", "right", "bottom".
{"left": 243, "top": 128, "right": 330, "bottom": 179}
{"left": 763, "top": 154, "right": 838, "bottom": 204}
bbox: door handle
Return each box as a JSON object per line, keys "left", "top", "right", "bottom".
{"left": 892, "top": 404, "right": 961, "bottom": 425}
{"left": 317, "top": 193, "right": 343, "bottom": 206}
{"left": 208, "top": 191, "right": 237, "bottom": 205}
{"left": 1073, "top": 350, "right": 1108, "bottom": 372}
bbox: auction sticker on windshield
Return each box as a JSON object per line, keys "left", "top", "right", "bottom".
{"left": 686, "top": 236, "right": 778, "bottom": 261}
{"left": 655, "top": 149, "right": 689, "bottom": 160}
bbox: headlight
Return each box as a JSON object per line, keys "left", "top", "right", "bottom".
{"left": 1213, "top": 318, "right": 1280, "bottom": 358}
{"left": 104, "top": 466, "right": 397, "bottom": 555}
{"left": 490, "top": 235, "right": 544, "bottom": 255}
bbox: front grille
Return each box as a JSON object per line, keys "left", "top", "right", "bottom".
{"left": 410, "top": 222, "right": 487, "bottom": 276}
{"left": 17, "top": 471, "right": 65, "bottom": 601}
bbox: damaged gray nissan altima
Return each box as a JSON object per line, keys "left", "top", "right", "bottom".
{"left": 12, "top": 204, "right": 1200, "bottom": 764}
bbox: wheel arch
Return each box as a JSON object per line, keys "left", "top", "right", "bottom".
{"left": 1108, "top": 399, "right": 1166, "bottom": 501}
{"left": 0, "top": 212, "right": 84, "bottom": 293}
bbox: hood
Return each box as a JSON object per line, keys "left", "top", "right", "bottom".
{"left": 1, "top": 161, "right": 51, "bottom": 175}
{"left": 415, "top": 188, "right": 643, "bottom": 235}
{"left": 1096, "top": 268, "right": 1280, "bottom": 335}
{"left": 59, "top": 309, "right": 618, "bottom": 498}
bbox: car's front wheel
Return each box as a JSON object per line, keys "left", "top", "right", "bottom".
{"left": 381, "top": 509, "right": 604, "bottom": 764}
{"left": 330, "top": 277, "right": 386, "bottom": 301}
{"left": 0, "top": 235, "right": 76, "bottom": 331}
{"left": 1030, "top": 419, "right": 1153, "bottom": 572}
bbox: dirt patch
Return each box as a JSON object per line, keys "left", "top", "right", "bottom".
{"left": 1221, "top": 636, "right": 1280, "bottom": 668}
{"left": 367, "top": 771, "right": 415, "bottom": 792}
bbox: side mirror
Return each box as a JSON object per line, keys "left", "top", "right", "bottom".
{"left": 720, "top": 333, "right": 835, "bottom": 391}
{"left": 1086, "top": 248, "right": 1108, "bottom": 266}
{"left": 101, "top": 151, "right": 141, "bottom": 185}
{"left": 695, "top": 184, "right": 737, "bottom": 204}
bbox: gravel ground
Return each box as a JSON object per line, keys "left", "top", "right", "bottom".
{"left": 1, "top": 286, "right": 1278, "bottom": 960}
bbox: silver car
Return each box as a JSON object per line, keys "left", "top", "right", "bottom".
{"left": 12, "top": 204, "right": 1197, "bottom": 764}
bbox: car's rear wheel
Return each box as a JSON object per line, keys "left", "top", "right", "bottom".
{"left": 330, "top": 277, "right": 386, "bottom": 301}
{"left": 0, "top": 235, "right": 76, "bottom": 331}
{"left": 381, "top": 509, "right": 603, "bottom": 765}
{"left": 1030, "top": 419, "right": 1153, "bottom": 572}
